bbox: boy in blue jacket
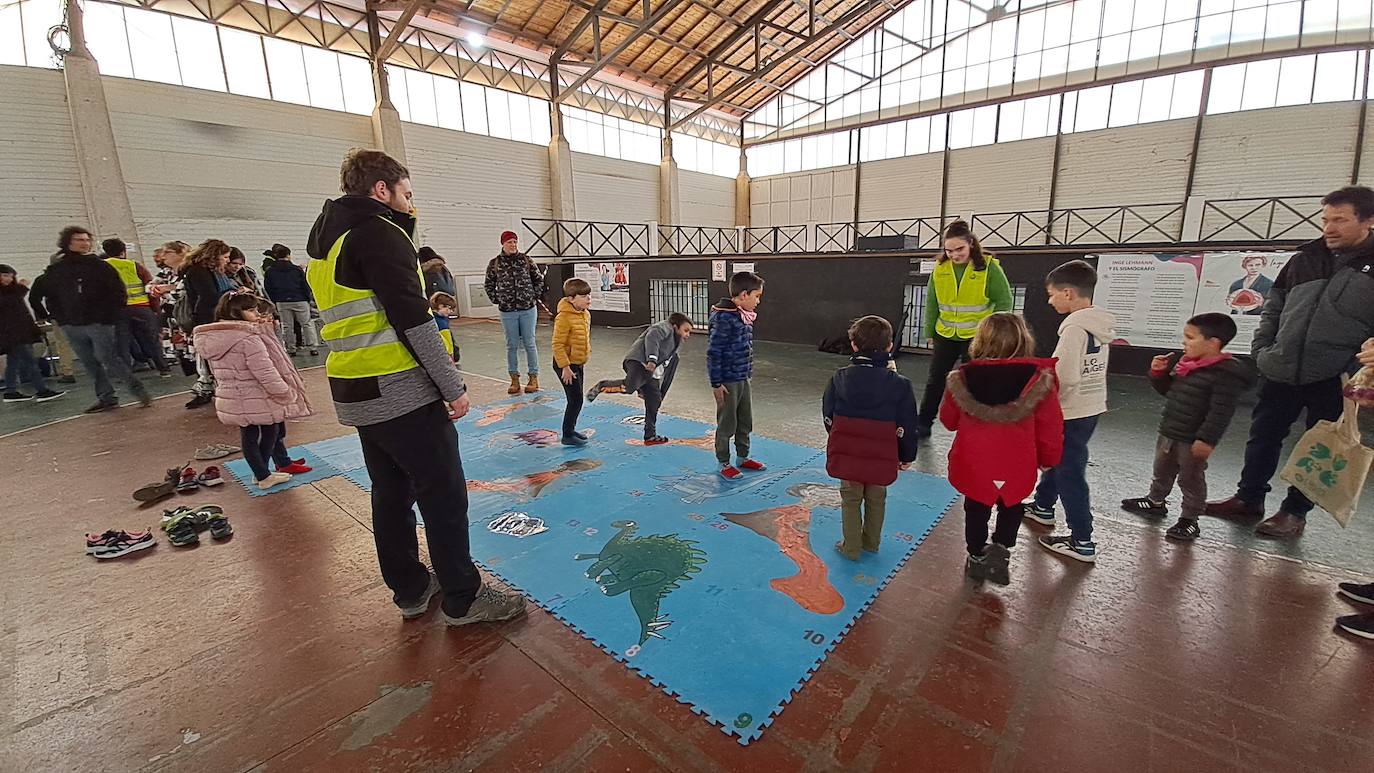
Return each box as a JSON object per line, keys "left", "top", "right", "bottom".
{"left": 823, "top": 315, "right": 920, "bottom": 559}
{"left": 709, "top": 271, "right": 765, "bottom": 480}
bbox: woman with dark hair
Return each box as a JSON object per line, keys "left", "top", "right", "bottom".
{"left": 916, "top": 220, "right": 1013, "bottom": 438}
{"left": 182, "top": 239, "right": 236, "bottom": 408}
{"left": 419, "top": 247, "right": 457, "bottom": 298}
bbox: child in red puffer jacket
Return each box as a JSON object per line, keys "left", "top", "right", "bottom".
{"left": 940, "top": 313, "right": 1063, "bottom": 586}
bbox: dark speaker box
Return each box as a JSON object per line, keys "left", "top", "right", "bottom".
{"left": 855, "top": 234, "right": 922, "bottom": 251}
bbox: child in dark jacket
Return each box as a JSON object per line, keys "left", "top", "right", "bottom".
{"left": 1121, "top": 313, "right": 1254, "bottom": 540}
{"left": 708, "top": 271, "right": 765, "bottom": 479}
{"left": 587, "top": 312, "right": 693, "bottom": 444}
{"left": 823, "top": 316, "right": 920, "bottom": 560}
{"left": 941, "top": 313, "right": 1063, "bottom": 586}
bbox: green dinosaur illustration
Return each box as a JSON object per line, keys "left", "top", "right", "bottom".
{"left": 575, "top": 520, "right": 707, "bottom": 645}
{"left": 1293, "top": 444, "right": 1352, "bottom": 489}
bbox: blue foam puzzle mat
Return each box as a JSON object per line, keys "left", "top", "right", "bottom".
{"left": 223, "top": 447, "right": 339, "bottom": 496}
{"left": 249, "top": 394, "right": 956, "bottom": 744}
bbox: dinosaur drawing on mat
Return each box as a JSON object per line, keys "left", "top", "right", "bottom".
{"left": 722, "top": 482, "right": 845, "bottom": 615}
{"left": 575, "top": 520, "right": 707, "bottom": 645}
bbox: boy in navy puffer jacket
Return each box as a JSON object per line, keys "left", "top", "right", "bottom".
{"left": 823, "top": 316, "right": 920, "bottom": 559}
{"left": 708, "top": 271, "right": 764, "bottom": 479}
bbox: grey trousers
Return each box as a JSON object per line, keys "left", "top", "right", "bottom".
{"left": 1147, "top": 434, "right": 1208, "bottom": 520}
{"left": 714, "top": 380, "right": 752, "bottom": 465}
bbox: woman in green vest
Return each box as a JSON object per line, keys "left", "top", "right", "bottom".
{"left": 916, "top": 220, "right": 1013, "bottom": 437}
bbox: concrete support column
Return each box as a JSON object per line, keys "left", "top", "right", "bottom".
{"left": 659, "top": 134, "right": 681, "bottom": 227}
{"left": 548, "top": 104, "right": 577, "bottom": 221}
{"left": 734, "top": 146, "right": 750, "bottom": 228}
{"left": 370, "top": 63, "right": 408, "bottom": 162}
{"left": 62, "top": 0, "right": 139, "bottom": 257}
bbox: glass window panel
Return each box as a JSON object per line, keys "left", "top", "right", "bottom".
{"left": 1265, "top": 1, "right": 1302, "bottom": 41}
{"left": 85, "top": 3, "right": 132, "bottom": 77}
{"left": 1016, "top": 11, "right": 1046, "bottom": 55}
{"left": 486, "top": 88, "right": 511, "bottom": 139}
{"left": 338, "top": 54, "right": 373, "bottom": 114}
{"left": 1067, "top": 41, "right": 1098, "bottom": 73}
{"left": 999, "top": 98, "right": 1026, "bottom": 142}
{"left": 947, "top": 108, "right": 975, "bottom": 149}
{"left": 511, "top": 93, "right": 535, "bottom": 145}
{"left": 171, "top": 17, "right": 225, "bottom": 91}
{"left": 1240, "top": 58, "right": 1280, "bottom": 110}
{"left": 884, "top": 121, "right": 906, "bottom": 157}
{"left": 1072, "top": 84, "right": 1111, "bottom": 131}
{"left": 1195, "top": 14, "right": 1233, "bottom": 48}
{"left": 221, "top": 28, "right": 270, "bottom": 99}
{"left": 1134, "top": 0, "right": 1168, "bottom": 28}
{"left": 1129, "top": 25, "right": 1164, "bottom": 63}
{"left": 1024, "top": 94, "right": 1055, "bottom": 138}
{"left": 433, "top": 76, "right": 462, "bottom": 130}
{"left": 1070, "top": 0, "right": 1105, "bottom": 42}
{"left": 1098, "top": 33, "right": 1131, "bottom": 66}
{"left": 300, "top": 46, "right": 343, "bottom": 110}
{"left": 403, "top": 69, "right": 436, "bottom": 126}
{"left": 1164, "top": 0, "right": 1200, "bottom": 24}
{"left": 0, "top": 4, "right": 25, "bottom": 66}
{"left": 1014, "top": 51, "right": 1042, "bottom": 83}
{"left": 970, "top": 105, "right": 997, "bottom": 146}
{"left": 1169, "top": 69, "right": 1205, "bottom": 117}
{"left": 264, "top": 39, "right": 311, "bottom": 106}
{"left": 1101, "top": 1, "right": 1133, "bottom": 36}
{"left": 1043, "top": 5, "right": 1073, "bottom": 49}
{"left": 1109, "top": 79, "right": 1144, "bottom": 126}
{"left": 531, "top": 98, "right": 553, "bottom": 145}
{"left": 1230, "top": 7, "right": 1268, "bottom": 44}
{"left": 1138, "top": 73, "right": 1174, "bottom": 122}
{"left": 1275, "top": 54, "right": 1316, "bottom": 106}
{"left": 906, "top": 116, "right": 931, "bottom": 155}
{"left": 1207, "top": 62, "right": 1246, "bottom": 113}
{"left": 784, "top": 139, "right": 802, "bottom": 172}
{"left": 20, "top": 0, "right": 64, "bottom": 68}
{"left": 1313, "top": 50, "right": 1359, "bottom": 102}
{"left": 126, "top": 8, "right": 181, "bottom": 84}
{"left": 801, "top": 135, "right": 821, "bottom": 168}
{"left": 1060, "top": 91, "right": 1078, "bottom": 130}
{"left": 603, "top": 121, "right": 622, "bottom": 160}
{"left": 460, "top": 82, "right": 488, "bottom": 135}
{"left": 1338, "top": 0, "right": 1372, "bottom": 30}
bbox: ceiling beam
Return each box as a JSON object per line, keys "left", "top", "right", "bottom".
{"left": 666, "top": 0, "right": 791, "bottom": 99}
{"left": 671, "top": 0, "right": 886, "bottom": 129}
{"left": 554, "top": 0, "right": 690, "bottom": 103}
{"left": 374, "top": 0, "right": 426, "bottom": 61}
{"left": 552, "top": 0, "right": 615, "bottom": 60}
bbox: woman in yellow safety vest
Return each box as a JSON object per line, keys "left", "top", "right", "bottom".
{"left": 915, "top": 220, "right": 1013, "bottom": 437}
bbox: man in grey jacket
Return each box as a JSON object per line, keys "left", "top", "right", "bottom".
{"left": 586, "top": 312, "right": 693, "bottom": 443}
{"left": 1207, "top": 186, "right": 1374, "bottom": 538}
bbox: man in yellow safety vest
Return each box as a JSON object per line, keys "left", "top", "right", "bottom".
{"left": 103, "top": 238, "right": 170, "bottom": 378}
{"left": 305, "top": 148, "right": 525, "bottom": 627}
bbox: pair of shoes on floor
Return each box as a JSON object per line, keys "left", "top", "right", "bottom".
{"left": 965, "top": 543, "right": 1011, "bottom": 585}
{"left": 1337, "top": 582, "right": 1374, "bottom": 640}
{"left": 277, "top": 459, "right": 312, "bottom": 475}
{"left": 85, "top": 528, "right": 156, "bottom": 559}
{"left": 3, "top": 389, "right": 65, "bottom": 403}
{"left": 194, "top": 443, "right": 240, "bottom": 461}
{"left": 133, "top": 462, "right": 191, "bottom": 503}
{"left": 161, "top": 505, "right": 232, "bottom": 546}
{"left": 561, "top": 431, "right": 589, "bottom": 447}
{"left": 720, "top": 458, "right": 767, "bottom": 480}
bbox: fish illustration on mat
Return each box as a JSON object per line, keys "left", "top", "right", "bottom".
{"left": 475, "top": 394, "right": 560, "bottom": 427}
{"left": 512, "top": 427, "right": 597, "bottom": 447}
{"left": 468, "top": 458, "right": 603, "bottom": 501}
{"left": 575, "top": 520, "right": 707, "bottom": 645}
{"left": 626, "top": 430, "right": 715, "bottom": 451}
{"left": 722, "top": 483, "right": 844, "bottom": 615}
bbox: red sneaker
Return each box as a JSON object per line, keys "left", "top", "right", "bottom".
{"left": 644, "top": 436, "right": 669, "bottom": 446}
{"left": 197, "top": 466, "right": 224, "bottom": 486}
{"left": 277, "top": 461, "right": 313, "bottom": 474}
{"left": 720, "top": 465, "right": 742, "bottom": 480}
{"left": 739, "top": 459, "right": 767, "bottom": 471}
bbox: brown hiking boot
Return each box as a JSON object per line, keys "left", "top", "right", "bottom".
{"left": 524, "top": 374, "right": 540, "bottom": 393}
{"left": 1255, "top": 511, "right": 1306, "bottom": 538}
{"left": 507, "top": 373, "right": 521, "bottom": 395}
{"left": 1204, "top": 496, "right": 1263, "bottom": 521}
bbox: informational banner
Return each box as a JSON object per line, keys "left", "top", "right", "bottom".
{"left": 574, "top": 262, "right": 631, "bottom": 313}
{"left": 1094, "top": 251, "right": 1294, "bottom": 353}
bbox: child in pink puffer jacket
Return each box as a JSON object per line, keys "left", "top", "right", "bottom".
{"left": 193, "top": 292, "right": 313, "bottom": 490}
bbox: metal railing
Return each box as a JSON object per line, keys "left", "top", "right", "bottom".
{"left": 522, "top": 196, "right": 1323, "bottom": 259}
{"left": 1198, "top": 196, "right": 1324, "bottom": 242}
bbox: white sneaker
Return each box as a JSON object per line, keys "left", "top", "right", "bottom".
{"left": 256, "top": 472, "right": 292, "bottom": 490}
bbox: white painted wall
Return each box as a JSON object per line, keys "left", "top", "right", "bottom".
{"left": 1191, "top": 102, "right": 1359, "bottom": 199}
{"left": 680, "top": 170, "right": 736, "bottom": 227}
{"left": 405, "top": 122, "right": 551, "bottom": 275}
{"left": 944, "top": 138, "right": 1055, "bottom": 216}
{"left": 858, "top": 154, "right": 943, "bottom": 220}
{"left": 0, "top": 67, "right": 90, "bottom": 280}
{"left": 749, "top": 167, "right": 856, "bottom": 227}
{"left": 571, "top": 153, "right": 658, "bottom": 224}
{"left": 1055, "top": 119, "right": 1196, "bottom": 207}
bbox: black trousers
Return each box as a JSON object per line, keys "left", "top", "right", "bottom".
{"left": 918, "top": 334, "right": 972, "bottom": 428}
{"left": 964, "top": 497, "right": 1024, "bottom": 555}
{"left": 355, "top": 400, "right": 481, "bottom": 617}
{"left": 599, "top": 356, "right": 678, "bottom": 438}
{"left": 1236, "top": 377, "right": 1344, "bottom": 518}
{"left": 556, "top": 360, "right": 585, "bottom": 437}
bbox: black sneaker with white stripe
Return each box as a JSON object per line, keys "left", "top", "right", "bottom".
{"left": 1338, "top": 582, "right": 1374, "bottom": 606}
{"left": 1336, "top": 612, "right": 1374, "bottom": 640}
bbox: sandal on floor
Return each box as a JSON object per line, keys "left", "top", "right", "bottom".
{"left": 1121, "top": 497, "right": 1167, "bottom": 515}
{"left": 133, "top": 464, "right": 188, "bottom": 503}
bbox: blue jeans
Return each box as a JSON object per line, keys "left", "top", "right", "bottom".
{"left": 240, "top": 422, "right": 291, "bottom": 480}
{"left": 1033, "top": 414, "right": 1099, "bottom": 542}
{"left": 500, "top": 307, "right": 539, "bottom": 375}
{"left": 64, "top": 323, "right": 148, "bottom": 406}
{"left": 4, "top": 343, "right": 49, "bottom": 394}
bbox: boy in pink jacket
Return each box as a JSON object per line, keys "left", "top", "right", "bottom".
{"left": 194, "top": 292, "right": 313, "bottom": 490}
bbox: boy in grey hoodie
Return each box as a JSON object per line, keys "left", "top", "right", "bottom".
{"left": 1029, "top": 260, "right": 1116, "bottom": 563}
{"left": 587, "top": 313, "right": 693, "bottom": 443}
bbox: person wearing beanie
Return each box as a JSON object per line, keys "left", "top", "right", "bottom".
{"left": 484, "top": 230, "right": 546, "bottom": 394}
{"left": 0, "top": 264, "right": 65, "bottom": 403}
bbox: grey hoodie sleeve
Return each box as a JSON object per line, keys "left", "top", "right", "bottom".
{"left": 401, "top": 322, "right": 466, "bottom": 403}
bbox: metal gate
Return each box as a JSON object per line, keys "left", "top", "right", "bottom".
{"left": 649, "top": 279, "right": 710, "bottom": 330}
{"left": 901, "top": 283, "right": 1027, "bottom": 349}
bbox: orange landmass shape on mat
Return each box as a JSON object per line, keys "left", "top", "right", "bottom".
{"left": 468, "top": 459, "right": 602, "bottom": 499}
{"left": 723, "top": 504, "right": 843, "bottom": 614}
{"left": 625, "top": 430, "right": 715, "bottom": 451}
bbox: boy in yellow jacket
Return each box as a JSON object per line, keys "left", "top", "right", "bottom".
{"left": 552, "top": 277, "right": 593, "bottom": 446}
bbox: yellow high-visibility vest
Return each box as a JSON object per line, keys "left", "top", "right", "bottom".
{"left": 106, "top": 257, "right": 149, "bottom": 306}
{"left": 931, "top": 257, "right": 999, "bottom": 340}
{"left": 306, "top": 216, "right": 430, "bottom": 379}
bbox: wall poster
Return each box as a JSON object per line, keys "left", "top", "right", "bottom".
{"left": 574, "top": 262, "right": 631, "bottom": 313}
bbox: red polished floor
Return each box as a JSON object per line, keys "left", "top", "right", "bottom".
{"left": 3, "top": 368, "right": 1372, "bottom": 772}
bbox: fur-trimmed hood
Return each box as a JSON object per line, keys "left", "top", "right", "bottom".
{"left": 945, "top": 357, "right": 1058, "bottom": 424}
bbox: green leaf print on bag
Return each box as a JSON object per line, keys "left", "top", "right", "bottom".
{"left": 1311, "top": 443, "right": 1332, "bottom": 460}
{"left": 1295, "top": 443, "right": 1349, "bottom": 490}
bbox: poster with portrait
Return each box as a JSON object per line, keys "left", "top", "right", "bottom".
{"left": 1192, "top": 251, "right": 1295, "bottom": 354}
{"left": 1094, "top": 253, "right": 1204, "bottom": 349}
{"left": 574, "top": 262, "right": 631, "bottom": 313}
